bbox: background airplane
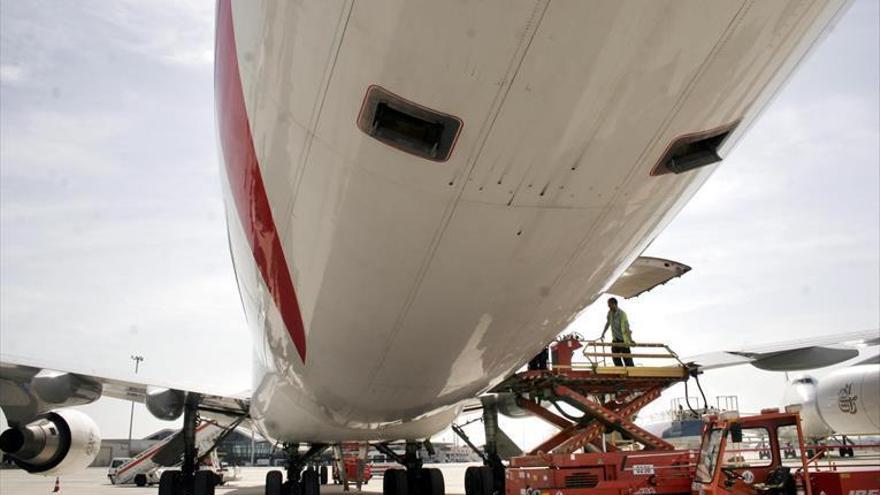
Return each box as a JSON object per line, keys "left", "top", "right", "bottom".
{"left": 642, "top": 330, "right": 879, "bottom": 448}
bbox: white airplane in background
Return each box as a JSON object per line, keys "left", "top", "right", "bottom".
{"left": 0, "top": 1, "right": 857, "bottom": 495}
{"left": 644, "top": 330, "right": 880, "bottom": 449}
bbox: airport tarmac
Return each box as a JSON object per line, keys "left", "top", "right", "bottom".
{"left": 0, "top": 464, "right": 471, "bottom": 495}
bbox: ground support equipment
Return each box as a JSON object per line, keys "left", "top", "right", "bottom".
{"left": 505, "top": 450, "right": 696, "bottom": 495}
{"left": 463, "top": 337, "right": 696, "bottom": 495}
{"left": 693, "top": 409, "right": 880, "bottom": 495}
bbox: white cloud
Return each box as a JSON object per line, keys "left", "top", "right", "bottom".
{"left": 94, "top": 0, "right": 216, "bottom": 67}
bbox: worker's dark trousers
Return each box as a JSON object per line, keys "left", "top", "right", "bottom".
{"left": 612, "top": 341, "right": 634, "bottom": 367}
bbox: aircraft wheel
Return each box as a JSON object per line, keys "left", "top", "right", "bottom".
{"left": 319, "top": 465, "right": 329, "bottom": 485}
{"left": 194, "top": 470, "right": 216, "bottom": 495}
{"left": 158, "top": 470, "right": 180, "bottom": 495}
{"left": 134, "top": 473, "right": 148, "bottom": 487}
{"left": 419, "top": 468, "right": 445, "bottom": 495}
{"left": 302, "top": 469, "right": 320, "bottom": 495}
{"left": 383, "top": 468, "right": 408, "bottom": 495}
{"left": 265, "top": 470, "right": 283, "bottom": 495}
{"left": 465, "top": 466, "right": 492, "bottom": 495}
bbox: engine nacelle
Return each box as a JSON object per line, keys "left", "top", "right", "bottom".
{"left": 495, "top": 393, "right": 533, "bottom": 418}
{"left": 0, "top": 409, "right": 101, "bottom": 475}
{"left": 783, "top": 375, "right": 833, "bottom": 439}
{"left": 783, "top": 364, "right": 880, "bottom": 439}
{"left": 30, "top": 370, "right": 102, "bottom": 406}
{"left": 815, "top": 364, "right": 880, "bottom": 436}
{"left": 145, "top": 386, "right": 186, "bottom": 421}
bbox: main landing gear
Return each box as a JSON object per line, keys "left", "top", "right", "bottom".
{"left": 451, "top": 397, "right": 507, "bottom": 495}
{"left": 375, "top": 441, "right": 445, "bottom": 495}
{"left": 158, "top": 395, "right": 217, "bottom": 495}
{"left": 264, "top": 443, "right": 329, "bottom": 495}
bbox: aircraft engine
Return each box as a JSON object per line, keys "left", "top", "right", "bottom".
{"left": 145, "top": 386, "right": 186, "bottom": 420}
{"left": 814, "top": 364, "right": 880, "bottom": 436}
{"left": 30, "top": 370, "right": 102, "bottom": 406}
{"left": 0, "top": 409, "right": 101, "bottom": 475}
{"left": 495, "top": 393, "right": 532, "bottom": 418}
{"left": 783, "top": 364, "right": 880, "bottom": 439}
{"left": 783, "top": 375, "right": 834, "bottom": 439}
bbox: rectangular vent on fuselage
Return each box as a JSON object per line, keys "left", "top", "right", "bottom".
{"left": 651, "top": 121, "right": 739, "bottom": 176}
{"left": 357, "top": 85, "right": 462, "bottom": 162}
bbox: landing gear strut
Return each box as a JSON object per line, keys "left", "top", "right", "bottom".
{"left": 375, "top": 441, "right": 445, "bottom": 495}
{"left": 453, "top": 398, "right": 505, "bottom": 495}
{"left": 264, "top": 443, "right": 328, "bottom": 495}
{"left": 158, "top": 394, "right": 216, "bottom": 495}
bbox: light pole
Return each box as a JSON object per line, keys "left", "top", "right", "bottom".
{"left": 128, "top": 355, "right": 144, "bottom": 457}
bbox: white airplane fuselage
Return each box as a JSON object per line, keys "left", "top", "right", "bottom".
{"left": 214, "top": 0, "right": 848, "bottom": 442}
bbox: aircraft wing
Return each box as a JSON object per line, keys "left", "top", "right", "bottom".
{"left": 683, "top": 329, "right": 879, "bottom": 372}
{"left": 0, "top": 352, "right": 249, "bottom": 424}
{"left": 606, "top": 257, "right": 691, "bottom": 299}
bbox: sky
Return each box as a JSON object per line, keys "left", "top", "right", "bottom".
{"left": 1, "top": 0, "right": 878, "bottom": 451}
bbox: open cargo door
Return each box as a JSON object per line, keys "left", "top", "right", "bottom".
{"left": 607, "top": 257, "right": 691, "bottom": 299}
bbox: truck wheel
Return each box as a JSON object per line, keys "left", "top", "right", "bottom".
{"left": 265, "top": 470, "right": 283, "bottom": 495}
{"left": 194, "top": 470, "right": 216, "bottom": 495}
{"left": 134, "top": 474, "right": 148, "bottom": 487}
{"left": 158, "top": 470, "right": 180, "bottom": 495}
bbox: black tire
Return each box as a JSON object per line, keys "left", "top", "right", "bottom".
{"left": 319, "top": 465, "right": 329, "bottom": 485}
{"left": 419, "top": 468, "right": 445, "bottom": 495}
{"left": 465, "top": 466, "right": 479, "bottom": 495}
{"left": 265, "top": 470, "right": 284, "bottom": 495}
{"left": 194, "top": 470, "right": 216, "bottom": 495}
{"left": 302, "top": 469, "right": 320, "bottom": 495}
{"left": 465, "top": 466, "right": 493, "bottom": 495}
{"left": 383, "top": 469, "right": 408, "bottom": 495}
{"left": 134, "top": 473, "right": 148, "bottom": 487}
{"left": 158, "top": 470, "right": 180, "bottom": 495}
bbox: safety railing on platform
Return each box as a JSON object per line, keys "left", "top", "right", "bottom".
{"left": 579, "top": 340, "right": 686, "bottom": 370}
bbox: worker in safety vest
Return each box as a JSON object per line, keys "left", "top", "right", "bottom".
{"left": 599, "top": 297, "right": 634, "bottom": 367}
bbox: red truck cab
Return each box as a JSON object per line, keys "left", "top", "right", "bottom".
{"left": 693, "top": 409, "right": 878, "bottom": 495}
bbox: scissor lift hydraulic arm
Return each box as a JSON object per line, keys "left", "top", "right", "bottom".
{"left": 455, "top": 336, "right": 698, "bottom": 495}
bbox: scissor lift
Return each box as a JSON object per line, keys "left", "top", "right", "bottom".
{"left": 458, "top": 336, "right": 699, "bottom": 495}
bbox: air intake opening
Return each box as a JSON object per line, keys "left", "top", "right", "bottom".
{"left": 651, "top": 121, "right": 739, "bottom": 176}
{"left": 357, "top": 85, "right": 462, "bottom": 162}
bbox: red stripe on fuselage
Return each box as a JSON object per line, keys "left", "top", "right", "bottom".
{"left": 215, "top": 0, "right": 307, "bottom": 362}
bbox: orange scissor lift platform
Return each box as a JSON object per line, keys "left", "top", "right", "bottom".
{"left": 486, "top": 337, "right": 698, "bottom": 495}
